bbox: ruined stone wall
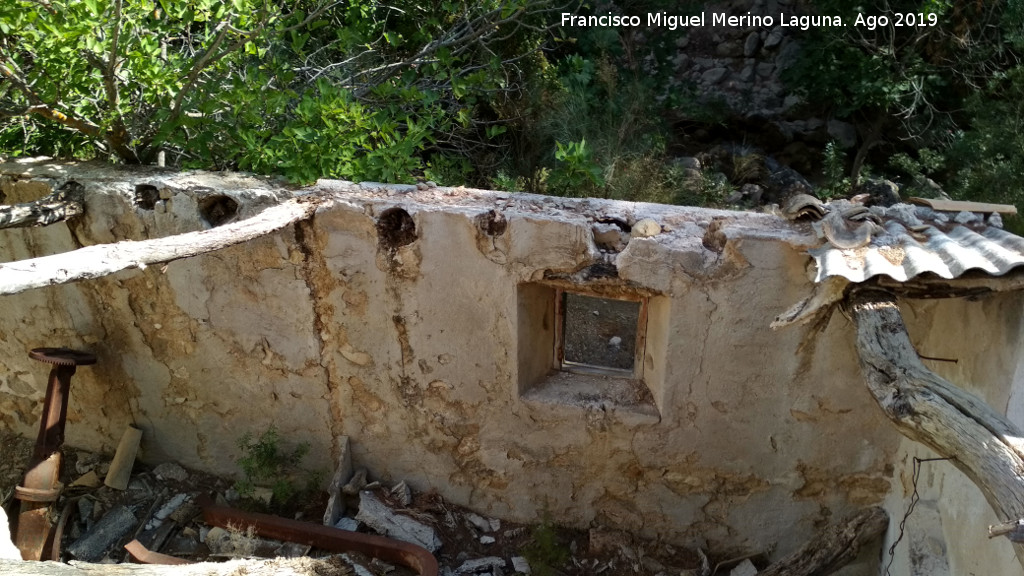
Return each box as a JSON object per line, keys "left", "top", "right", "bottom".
{"left": 2, "top": 161, "right": 1019, "bottom": 572}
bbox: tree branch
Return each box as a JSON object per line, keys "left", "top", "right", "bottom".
{"left": 849, "top": 288, "right": 1024, "bottom": 568}
{"left": 0, "top": 61, "right": 102, "bottom": 138}
{"left": 0, "top": 182, "right": 84, "bottom": 229}
{"left": 0, "top": 197, "right": 319, "bottom": 296}
{"left": 759, "top": 507, "right": 888, "bottom": 576}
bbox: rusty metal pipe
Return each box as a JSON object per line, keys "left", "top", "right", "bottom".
{"left": 197, "top": 495, "right": 439, "bottom": 576}
{"left": 14, "top": 348, "right": 95, "bottom": 561}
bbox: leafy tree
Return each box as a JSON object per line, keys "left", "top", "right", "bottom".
{"left": 785, "top": 0, "right": 1024, "bottom": 183}
{"left": 0, "top": 0, "right": 331, "bottom": 163}
{"left": 0, "top": 0, "right": 564, "bottom": 183}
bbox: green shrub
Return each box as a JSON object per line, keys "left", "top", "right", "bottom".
{"left": 819, "top": 141, "right": 852, "bottom": 199}
{"left": 521, "top": 513, "right": 569, "bottom": 576}
{"left": 235, "top": 426, "right": 317, "bottom": 511}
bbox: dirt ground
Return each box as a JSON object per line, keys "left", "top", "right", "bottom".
{"left": 563, "top": 293, "right": 640, "bottom": 371}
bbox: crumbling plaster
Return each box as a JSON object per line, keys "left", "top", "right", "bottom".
{"left": 0, "top": 161, "right": 1020, "bottom": 572}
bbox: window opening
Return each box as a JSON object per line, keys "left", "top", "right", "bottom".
{"left": 555, "top": 289, "right": 647, "bottom": 378}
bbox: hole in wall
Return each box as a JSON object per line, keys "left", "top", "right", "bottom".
{"left": 59, "top": 180, "right": 85, "bottom": 198}
{"left": 475, "top": 209, "right": 508, "bottom": 237}
{"left": 134, "top": 184, "right": 159, "bottom": 210}
{"left": 377, "top": 207, "right": 417, "bottom": 249}
{"left": 198, "top": 195, "right": 239, "bottom": 227}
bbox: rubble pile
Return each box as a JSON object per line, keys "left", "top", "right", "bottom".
{"left": 0, "top": 432, "right": 715, "bottom": 576}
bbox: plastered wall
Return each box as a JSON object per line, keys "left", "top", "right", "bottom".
{"left": 1, "top": 162, "right": 1020, "bottom": 572}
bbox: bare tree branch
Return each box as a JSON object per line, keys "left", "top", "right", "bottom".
{"left": 849, "top": 288, "right": 1024, "bottom": 569}
{"left": 0, "top": 197, "right": 319, "bottom": 296}
{"left": 0, "top": 61, "right": 102, "bottom": 138}
{"left": 0, "top": 182, "right": 84, "bottom": 229}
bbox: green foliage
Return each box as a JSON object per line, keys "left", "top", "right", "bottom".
{"left": 890, "top": 149, "right": 944, "bottom": 179}
{"left": 819, "top": 141, "right": 852, "bottom": 199}
{"left": 234, "top": 426, "right": 315, "bottom": 511}
{"left": 0, "top": 0, "right": 310, "bottom": 162}
{"left": 549, "top": 139, "right": 604, "bottom": 195}
{"left": 676, "top": 168, "right": 734, "bottom": 207}
{"left": 235, "top": 80, "right": 438, "bottom": 184}
{"left": 498, "top": 52, "right": 698, "bottom": 202}
{"left": 424, "top": 154, "right": 473, "bottom": 187}
{"left": 0, "top": 0, "right": 557, "bottom": 184}
{"left": 784, "top": 1, "right": 963, "bottom": 119}
{"left": 947, "top": 67, "right": 1024, "bottom": 208}
{"left": 521, "top": 513, "right": 569, "bottom": 576}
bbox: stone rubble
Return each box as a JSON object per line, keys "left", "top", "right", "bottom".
{"left": 0, "top": 435, "right": 758, "bottom": 575}
{"left": 152, "top": 462, "right": 189, "bottom": 482}
{"left": 68, "top": 504, "right": 137, "bottom": 562}
{"left": 730, "top": 558, "right": 758, "bottom": 576}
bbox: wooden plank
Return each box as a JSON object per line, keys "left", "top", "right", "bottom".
{"left": 908, "top": 197, "right": 1018, "bottom": 215}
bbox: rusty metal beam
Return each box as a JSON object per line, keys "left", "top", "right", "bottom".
{"left": 197, "top": 496, "right": 439, "bottom": 576}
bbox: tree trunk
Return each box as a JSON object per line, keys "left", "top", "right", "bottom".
{"left": 0, "top": 198, "right": 319, "bottom": 296}
{"left": 759, "top": 507, "right": 887, "bottom": 576}
{"left": 849, "top": 288, "right": 1024, "bottom": 569}
{"left": 0, "top": 556, "right": 354, "bottom": 575}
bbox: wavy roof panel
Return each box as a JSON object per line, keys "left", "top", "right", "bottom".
{"left": 809, "top": 205, "right": 1024, "bottom": 283}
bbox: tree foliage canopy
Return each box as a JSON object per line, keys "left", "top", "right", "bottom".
{"left": 5, "top": 0, "right": 1024, "bottom": 210}
{"left": 0, "top": 0, "right": 560, "bottom": 183}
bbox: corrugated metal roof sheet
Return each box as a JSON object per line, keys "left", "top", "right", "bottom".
{"left": 809, "top": 204, "right": 1024, "bottom": 283}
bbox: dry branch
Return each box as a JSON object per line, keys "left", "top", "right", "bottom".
{"left": 0, "top": 187, "right": 84, "bottom": 230}
{"left": 0, "top": 198, "right": 318, "bottom": 296}
{"left": 849, "top": 288, "right": 1024, "bottom": 568}
{"left": 759, "top": 507, "right": 887, "bottom": 576}
{"left": 0, "top": 555, "right": 354, "bottom": 575}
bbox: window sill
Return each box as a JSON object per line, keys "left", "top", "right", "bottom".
{"left": 521, "top": 371, "right": 661, "bottom": 424}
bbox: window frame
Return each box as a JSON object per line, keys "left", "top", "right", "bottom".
{"left": 552, "top": 287, "right": 650, "bottom": 380}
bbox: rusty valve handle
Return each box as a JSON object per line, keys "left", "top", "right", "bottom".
{"left": 14, "top": 347, "right": 96, "bottom": 561}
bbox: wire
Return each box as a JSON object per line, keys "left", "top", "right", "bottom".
{"left": 884, "top": 456, "right": 952, "bottom": 576}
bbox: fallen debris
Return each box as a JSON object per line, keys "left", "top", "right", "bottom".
{"left": 759, "top": 507, "right": 887, "bottom": 576}
{"left": 0, "top": 554, "right": 372, "bottom": 575}
{"left": 465, "top": 513, "right": 492, "bottom": 534}
{"left": 104, "top": 427, "right": 143, "bottom": 491}
{"left": 729, "top": 559, "right": 757, "bottom": 576}
{"left": 390, "top": 481, "right": 413, "bottom": 508}
{"left": 67, "top": 505, "right": 137, "bottom": 562}
{"left": 510, "top": 556, "right": 530, "bottom": 574}
{"left": 323, "top": 436, "right": 354, "bottom": 526}
{"left": 0, "top": 434, "right": 767, "bottom": 576}
{"left": 199, "top": 494, "right": 439, "bottom": 575}
{"left": 342, "top": 468, "right": 368, "bottom": 496}
{"left": 152, "top": 463, "right": 189, "bottom": 483}
{"left": 71, "top": 471, "right": 101, "bottom": 488}
{"left": 355, "top": 491, "right": 442, "bottom": 553}
{"left": 456, "top": 556, "right": 505, "bottom": 574}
